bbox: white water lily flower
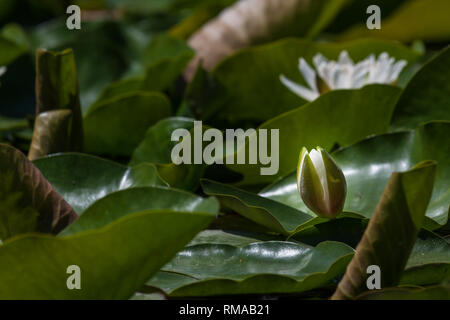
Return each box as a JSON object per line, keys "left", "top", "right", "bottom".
{"left": 280, "top": 51, "right": 407, "bottom": 101}
{"left": 0, "top": 67, "right": 6, "bottom": 78}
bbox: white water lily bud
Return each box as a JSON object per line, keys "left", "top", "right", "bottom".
{"left": 0, "top": 67, "right": 6, "bottom": 78}
{"left": 297, "top": 147, "right": 346, "bottom": 219}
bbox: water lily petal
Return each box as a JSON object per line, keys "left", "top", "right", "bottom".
{"left": 280, "top": 74, "right": 319, "bottom": 101}
{"left": 352, "top": 60, "right": 371, "bottom": 88}
{"left": 313, "top": 53, "right": 329, "bottom": 70}
{"left": 389, "top": 60, "right": 408, "bottom": 83}
{"left": 298, "top": 58, "right": 318, "bottom": 93}
{"left": 309, "top": 149, "right": 328, "bottom": 199}
{"left": 338, "top": 50, "right": 354, "bottom": 66}
{"left": 368, "top": 53, "right": 391, "bottom": 83}
{"left": 296, "top": 147, "right": 308, "bottom": 191}
{"left": 340, "top": 66, "right": 354, "bottom": 89}
{"left": 313, "top": 53, "right": 334, "bottom": 88}
{"left": 331, "top": 64, "right": 353, "bottom": 89}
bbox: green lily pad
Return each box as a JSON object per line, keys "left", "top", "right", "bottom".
{"left": 260, "top": 122, "right": 450, "bottom": 228}
{"left": 140, "top": 33, "right": 194, "bottom": 82}
{"left": 391, "top": 46, "right": 450, "bottom": 131}
{"left": 0, "top": 144, "right": 77, "bottom": 240}
{"left": 184, "top": 62, "right": 229, "bottom": 120}
{"left": 229, "top": 84, "right": 402, "bottom": 186}
{"left": 131, "top": 117, "right": 195, "bottom": 165}
{"left": 130, "top": 117, "right": 206, "bottom": 191}
{"left": 401, "top": 230, "right": 450, "bottom": 287}
{"left": 33, "top": 153, "right": 167, "bottom": 214}
{"left": 0, "top": 31, "right": 27, "bottom": 66}
{"left": 142, "top": 34, "right": 193, "bottom": 64}
{"left": 206, "top": 38, "right": 418, "bottom": 122}
{"left": 0, "top": 24, "right": 30, "bottom": 50}
{"left": 91, "top": 34, "right": 194, "bottom": 107}
{"left": 332, "top": 161, "right": 436, "bottom": 299}
{"left": 202, "top": 179, "right": 313, "bottom": 235}
{"left": 145, "top": 224, "right": 448, "bottom": 297}
{"left": 202, "top": 179, "right": 366, "bottom": 237}
{"left": 290, "top": 218, "right": 450, "bottom": 286}
{"left": 187, "top": 230, "right": 280, "bottom": 248}
{"left": 289, "top": 217, "right": 369, "bottom": 248}
{"left": 406, "top": 232, "right": 450, "bottom": 269}
{"left": 83, "top": 91, "right": 172, "bottom": 156}
{"left": 0, "top": 209, "right": 215, "bottom": 299}
{"left": 62, "top": 186, "right": 219, "bottom": 236}
{"left": 146, "top": 241, "right": 354, "bottom": 297}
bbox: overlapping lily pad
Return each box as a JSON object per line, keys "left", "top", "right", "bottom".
{"left": 62, "top": 186, "right": 219, "bottom": 235}
{"left": 83, "top": 91, "right": 172, "bottom": 156}
{"left": 130, "top": 117, "right": 206, "bottom": 191}
{"left": 145, "top": 227, "right": 448, "bottom": 298}
{"left": 333, "top": 161, "right": 436, "bottom": 299}
{"left": 391, "top": 46, "right": 450, "bottom": 130}
{"left": 0, "top": 209, "right": 216, "bottom": 299}
{"left": 202, "top": 179, "right": 313, "bottom": 235}
{"left": 229, "top": 85, "right": 402, "bottom": 185}
{"left": 146, "top": 240, "right": 354, "bottom": 297}
{"left": 0, "top": 29, "right": 27, "bottom": 65}
{"left": 186, "top": 230, "right": 279, "bottom": 248}
{"left": 0, "top": 163, "right": 218, "bottom": 299}
{"left": 401, "top": 230, "right": 450, "bottom": 287}
{"left": 0, "top": 144, "right": 77, "bottom": 240}
{"left": 260, "top": 122, "right": 450, "bottom": 229}
{"left": 91, "top": 34, "right": 194, "bottom": 107}
{"left": 131, "top": 117, "right": 195, "bottom": 165}
{"left": 201, "top": 179, "right": 364, "bottom": 235}
{"left": 33, "top": 153, "right": 167, "bottom": 214}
